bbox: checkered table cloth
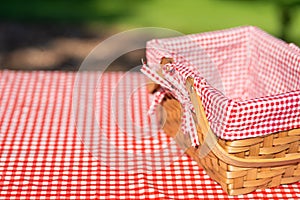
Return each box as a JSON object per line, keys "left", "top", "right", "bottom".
{"left": 0, "top": 70, "right": 299, "bottom": 199}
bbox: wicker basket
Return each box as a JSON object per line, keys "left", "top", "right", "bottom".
{"left": 143, "top": 27, "right": 300, "bottom": 195}
{"left": 146, "top": 59, "right": 300, "bottom": 195}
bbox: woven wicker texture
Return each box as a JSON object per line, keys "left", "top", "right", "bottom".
{"left": 156, "top": 79, "right": 300, "bottom": 195}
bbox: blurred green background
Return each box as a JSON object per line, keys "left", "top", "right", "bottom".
{"left": 0, "top": 0, "right": 299, "bottom": 70}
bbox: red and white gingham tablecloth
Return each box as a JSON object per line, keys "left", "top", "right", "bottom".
{"left": 0, "top": 70, "right": 299, "bottom": 199}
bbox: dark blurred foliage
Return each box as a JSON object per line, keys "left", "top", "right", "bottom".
{"left": 273, "top": 0, "right": 300, "bottom": 40}
{"left": 0, "top": 0, "right": 138, "bottom": 23}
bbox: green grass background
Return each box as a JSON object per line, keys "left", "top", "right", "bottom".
{"left": 0, "top": 0, "right": 299, "bottom": 44}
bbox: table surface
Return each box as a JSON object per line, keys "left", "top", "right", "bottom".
{"left": 0, "top": 70, "right": 299, "bottom": 199}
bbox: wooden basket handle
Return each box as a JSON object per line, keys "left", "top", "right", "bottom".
{"left": 186, "top": 77, "right": 300, "bottom": 167}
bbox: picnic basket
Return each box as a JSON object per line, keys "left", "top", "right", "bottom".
{"left": 142, "top": 26, "right": 300, "bottom": 195}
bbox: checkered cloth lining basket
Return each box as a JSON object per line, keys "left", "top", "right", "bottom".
{"left": 142, "top": 26, "right": 300, "bottom": 195}
{"left": 145, "top": 26, "right": 300, "bottom": 141}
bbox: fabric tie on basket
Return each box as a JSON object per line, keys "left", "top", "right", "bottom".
{"left": 141, "top": 63, "right": 200, "bottom": 147}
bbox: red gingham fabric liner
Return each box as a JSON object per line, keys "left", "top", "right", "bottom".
{"left": 0, "top": 70, "right": 300, "bottom": 199}
{"left": 145, "top": 26, "right": 300, "bottom": 140}
{"left": 141, "top": 64, "right": 200, "bottom": 146}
